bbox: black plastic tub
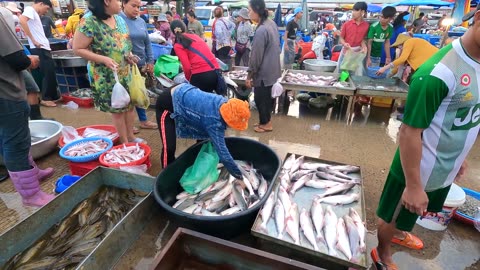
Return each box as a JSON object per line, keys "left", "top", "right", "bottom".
{"left": 154, "top": 137, "right": 281, "bottom": 239}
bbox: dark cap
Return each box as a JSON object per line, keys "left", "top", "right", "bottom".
{"left": 463, "top": 5, "right": 480, "bottom": 22}
{"left": 353, "top": 2, "right": 368, "bottom": 12}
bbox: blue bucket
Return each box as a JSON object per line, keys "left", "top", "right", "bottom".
{"left": 152, "top": 44, "right": 173, "bottom": 61}
{"left": 55, "top": 175, "right": 82, "bottom": 193}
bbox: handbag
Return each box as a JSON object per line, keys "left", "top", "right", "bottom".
{"left": 235, "top": 42, "right": 248, "bottom": 54}
{"left": 188, "top": 46, "right": 227, "bottom": 96}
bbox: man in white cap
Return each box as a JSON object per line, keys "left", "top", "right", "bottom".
{"left": 19, "top": 0, "right": 60, "bottom": 107}
{"left": 283, "top": 7, "right": 303, "bottom": 69}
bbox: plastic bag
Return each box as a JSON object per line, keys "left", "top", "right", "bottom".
{"left": 340, "top": 50, "right": 366, "bottom": 72}
{"left": 119, "top": 164, "right": 150, "bottom": 176}
{"left": 61, "top": 126, "right": 82, "bottom": 144}
{"left": 129, "top": 65, "right": 150, "bottom": 109}
{"left": 62, "top": 101, "right": 79, "bottom": 110}
{"left": 148, "top": 31, "right": 166, "bottom": 44}
{"left": 271, "top": 80, "right": 284, "bottom": 98}
{"left": 111, "top": 72, "right": 131, "bottom": 109}
{"left": 154, "top": 55, "right": 180, "bottom": 78}
{"left": 180, "top": 142, "right": 220, "bottom": 194}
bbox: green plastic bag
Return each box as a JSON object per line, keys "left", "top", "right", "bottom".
{"left": 180, "top": 142, "right": 220, "bottom": 194}
{"left": 154, "top": 55, "right": 180, "bottom": 79}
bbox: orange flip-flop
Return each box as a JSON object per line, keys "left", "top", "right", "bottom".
{"left": 371, "top": 248, "right": 398, "bottom": 270}
{"left": 391, "top": 232, "right": 424, "bottom": 250}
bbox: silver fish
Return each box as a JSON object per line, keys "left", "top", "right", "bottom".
{"left": 249, "top": 199, "right": 260, "bottom": 208}
{"left": 289, "top": 173, "right": 313, "bottom": 195}
{"left": 316, "top": 171, "right": 359, "bottom": 184}
{"left": 328, "top": 165, "right": 360, "bottom": 173}
{"left": 286, "top": 203, "right": 300, "bottom": 245}
{"left": 336, "top": 217, "right": 352, "bottom": 260}
{"left": 349, "top": 208, "right": 366, "bottom": 252}
{"left": 228, "top": 192, "right": 236, "bottom": 207}
{"left": 283, "top": 154, "right": 296, "bottom": 171}
{"left": 176, "top": 191, "right": 190, "bottom": 200}
{"left": 300, "top": 208, "right": 319, "bottom": 251}
{"left": 221, "top": 205, "right": 241, "bottom": 216}
{"left": 324, "top": 205, "right": 338, "bottom": 256}
{"left": 305, "top": 179, "right": 340, "bottom": 189}
{"left": 194, "top": 189, "right": 217, "bottom": 203}
{"left": 248, "top": 170, "right": 260, "bottom": 190}
{"left": 278, "top": 186, "right": 292, "bottom": 212}
{"left": 211, "top": 181, "right": 234, "bottom": 202}
{"left": 260, "top": 192, "right": 276, "bottom": 230}
{"left": 300, "top": 162, "right": 329, "bottom": 171}
{"left": 201, "top": 209, "right": 220, "bottom": 216}
{"left": 205, "top": 199, "right": 226, "bottom": 212}
{"left": 316, "top": 183, "right": 355, "bottom": 199}
{"left": 182, "top": 204, "right": 199, "bottom": 214}
{"left": 193, "top": 204, "right": 203, "bottom": 215}
{"left": 280, "top": 173, "right": 291, "bottom": 190}
{"left": 290, "top": 156, "right": 305, "bottom": 175}
{"left": 291, "top": 169, "right": 315, "bottom": 182}
{"left": 311, "top": 198, "right": 325, "bottom": 243}
{"left": 233, "top": 182, "right": 248, "bottom": 211}
{"left": 317, "top": 193, "right": 360, "bottom": 205}
{"left": 258, "top": 176, "right": 268, "bottom": 198}
{"left": 274, "top": 200, "right": 286, "bottom": 239}
{"left": 318, "top": 167, "right": 355, "bottom": 180}
{"left": 242, "top": 175, "right": 256, "bottom": 197}
{"left": 344, "top": 215, "right": 361, "bottom": 260}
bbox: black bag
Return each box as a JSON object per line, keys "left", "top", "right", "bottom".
{"left": 188, "top": 46, "right": 227, "bottom": 96}
{"left": 234, "top": 42, "right": 248, "bottom": 54}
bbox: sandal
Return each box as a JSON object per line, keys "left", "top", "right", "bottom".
{"left": 140, "top": 121, "right": 158, "bottom": 129}
{"left": 371, "top": 248, "right": 398, "bottom": 270}
{"left": 391, "top": 232, "right": 424, "bottom": 250}
{"left": 254, "top": 126, "right": 272, "bottom": 133}
{"left": 133, "top": 127, "right": 140, "bottom": 134}
{"left": 40, "top": 100, "right": 57, "bottom": 107}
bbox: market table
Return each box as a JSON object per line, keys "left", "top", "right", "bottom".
{"left": 280, "top": 69, "right": 357, "bottom": 120}
{"left": 349, "top": 76, "right": 409, "bottom": 121}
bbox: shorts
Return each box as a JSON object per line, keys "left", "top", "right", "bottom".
{"left": 376, "top": 172, "right": 451, "bottom": 232}
{"left": 23, "top": 70, "right": 40, "bottom": 93}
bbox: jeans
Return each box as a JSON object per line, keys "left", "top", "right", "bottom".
{"left": 0, "top": 98, "right": 31, "bottom": 172}
{"left": 254, "top": 82, "right": 273, "bottom": 125}
{"left": 155, "top": 90, "right": 176, "bottom": 168}
{"left": 190, "top": 70, "right": 218, "bottom": 93}
{"left": 136, "top": 107, "right": 147, "bottom": 122}
{"left": 30, "top": 48, "right": 60, "bottom": 101}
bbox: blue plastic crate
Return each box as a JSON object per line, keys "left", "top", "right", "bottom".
{"left": 152, "top": 44, "right": 173, "bottom": 60}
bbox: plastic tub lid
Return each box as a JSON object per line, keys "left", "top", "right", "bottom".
{"left": 444, "top": 183, "right": 466, "bottom": 207}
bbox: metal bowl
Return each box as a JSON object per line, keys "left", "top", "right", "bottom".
{"left": 303, "top": 59, "right": 337, "bottom": 73}
{"left": 52, "top": 50, "right": 88, "bottom": 67}
{"left": 0, "top": 120, "right": 63, "bottom": 165}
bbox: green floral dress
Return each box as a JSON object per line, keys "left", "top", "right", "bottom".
{"left": 78, "top": 15, "right": 132, "bottom": 113}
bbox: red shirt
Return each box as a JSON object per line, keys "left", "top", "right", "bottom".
{"left": 174, "top": 33, "right": 219, "bottom": 80}
{"left": 340, "top": 19, "right": 369, "bottom": 48}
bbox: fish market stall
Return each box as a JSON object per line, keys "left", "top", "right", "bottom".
{"left": 0, "top": 167, "right": 155, "bottom": 269}
{"left": 280, "top": 70, "right": 357, "bottom": 119}
{"left": 251, "top": 154, "right": 368, "bottom": 269}
{"left": 226, "top": 66, "right": 249, "bottom": 87}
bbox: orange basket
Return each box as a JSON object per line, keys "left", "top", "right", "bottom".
{"left": 99, "top": 143, "right": 151, "bottom": 168}
{"left": 58, "top": 125, "right": 119, "bottom": 148}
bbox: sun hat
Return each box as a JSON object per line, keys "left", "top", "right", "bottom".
{"left": 219, "top": 99, "right": 251, "bottom": 131}
{"left": 238, "top": 8, "right": 249, "bottom": 19}
{"left": 391, "top": 33, "right": 412, "bottom": 47}
{"left": 5, "top": 2, "right": 20, "bottom": 13}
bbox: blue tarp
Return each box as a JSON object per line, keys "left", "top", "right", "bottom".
{"left": 386, "top": 0, "right": 454, "bottom": 7}
{"left": 274, "top": 3, "right": 282, "bottom": 27}
{"left": 368, "top": 4, "right": 383, "bottom": 13}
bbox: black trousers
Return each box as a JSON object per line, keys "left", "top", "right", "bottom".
{"left": 235, "top": 48, "right": 250, "bottom": 66}
{"left": 155, "top": 90, "right": 176, "bottom": 169}
{"left": 190, "top": 70, "right": 217, "bottom": 93}
{"left": 254, "top": 83, "right": 273, "bottom": 125}
{"left": 30, "top": 48, "right": 60, "bottom": 101}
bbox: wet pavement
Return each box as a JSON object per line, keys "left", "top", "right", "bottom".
{"left": 0, "top": 99, "right": 479, "bottom": 269}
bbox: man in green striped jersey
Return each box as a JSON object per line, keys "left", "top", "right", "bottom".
{"left": 371, "top": 6, "right": 480, "bottom": 270}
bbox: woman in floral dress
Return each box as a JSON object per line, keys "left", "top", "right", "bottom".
{"left": 73, "top": 0, "right": 144, "bottom": 143}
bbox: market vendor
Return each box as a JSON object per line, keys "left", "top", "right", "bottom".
{"left": 283, "top": 7, "right": 303, "bottom": 69}
{"left": 376, "top": 34, "right": 438, "bottom": 81}
{"left": 155, "top": 83, "right": 250, "bottom": 179}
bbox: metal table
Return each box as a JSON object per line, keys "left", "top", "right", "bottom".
{"left": 280, "top": 70, "right": 357, "bottom": 119}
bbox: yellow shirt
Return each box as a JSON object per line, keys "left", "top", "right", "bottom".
{"left": 391, "top": 38, "right": 438, "bottom": 74}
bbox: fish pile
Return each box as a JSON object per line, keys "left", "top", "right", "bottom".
{"left": 102, "top": 143, "right": 145, "bottom": 165}
{"left": 70, "top": 88, "right": 93, "bottom": 99}
{"left": 283, "top": 72, "right": 336, "bottom": 86}
{"left": 64, "top": 139, "right": 109, "bottom": 157}
{"left": 458, "top": 195, "right": 480, "bottom": 217}
{"left": 257, "top": 154, "right": 365, "bottom": 262}
{"left": 173, "top": 161, "right": 268, "bottom": 216}
{"left": 227, "top": 70, "right": 248, "bottom": 80}
{"left": 82, "top": 128, "right": 118, "bottom": 141}
{"left": 3, "top": 187, "right": 146, "bottom": 270}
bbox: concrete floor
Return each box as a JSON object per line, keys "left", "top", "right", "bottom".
{"left": 0, "top": 99, "right": 479, "bottom": 269}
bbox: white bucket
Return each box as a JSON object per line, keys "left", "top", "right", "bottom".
{"left": 416, "top": 183, "right": 466, "bottom": 231}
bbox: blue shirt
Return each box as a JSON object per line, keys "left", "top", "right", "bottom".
{"left": 381, "top": 25, "right": 406, "bottom": 63}
{"left": 119, "top": 12, "right": 153, "bottom": 66}
{"left": 171, "top": 83, "right": 242, "bottom": 178}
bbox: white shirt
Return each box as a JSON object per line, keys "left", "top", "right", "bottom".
{"left": 22, "top": 6, "right": 50, "bottom": 50}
